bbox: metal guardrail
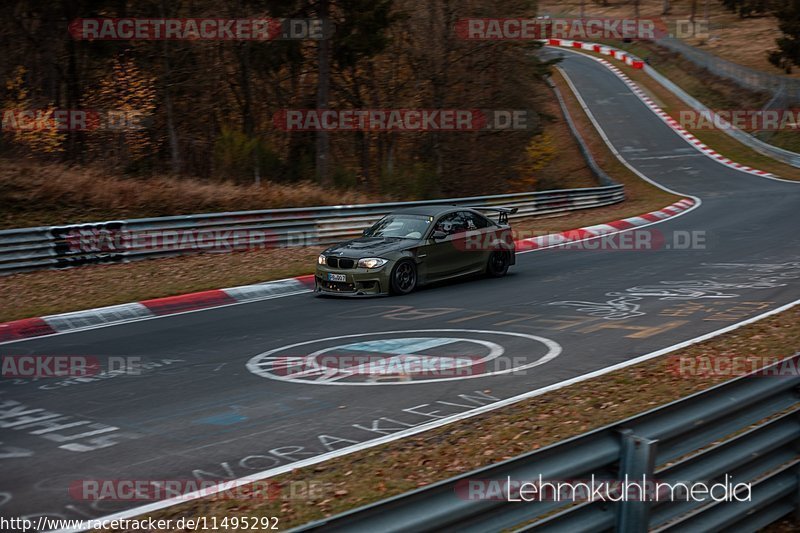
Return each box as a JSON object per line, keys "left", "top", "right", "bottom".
{"left": 655, "top": 37, "right": 800, "bottom": 101}
{"left": 0, "top": 185, "right": 625, "bottom": 274}
{"left": 568, "top": 29, "right": 800, "bottom": 168}
{"left": 547, "top": 77, "right": 616, "bottom": 186}
{"left": 643, "top": 56, "right": 800, "bottom": 169}
{"left": 292, "top": 353, "right": 800, "bottom": 533}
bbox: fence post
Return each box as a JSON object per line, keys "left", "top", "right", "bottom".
{"left": 795, "top": 463, "right": 800, "bottom": 521}
{"left": 615, "top": 429, "right": 657, "bottom": 533}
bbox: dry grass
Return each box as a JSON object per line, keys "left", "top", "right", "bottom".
{"left": 601, "top": 49, "right": 800, "bottom": 181}
{"left": 0, "top": 200, "right": 670, "bottom": 323}
{"left": 764, "top": 517, "right": 800, "bottom": 532}
{"left": 609, "top": 39, "right": 800, "bottom": 156}
{"left": 547, "top": 70, "right": 679, "bottom": 210}
{"left": 0, "top": 246, "right": 323, "bottom": 322}
{"left": 527, "top": 84, "right": 598, "bottom": 190}
{"left": 101, "top": 304, "right": 800, "bottom": 531}
{"left": 0, "top": 98, "right": 599, "bottom": 231}
{"left": 0, "top": 159, "right": 382, "bottom": 229}
{"left": 0, "top": 69, "right": 680, "bottom": 324}
{"left": 617, "top": 41, "right": 771, "bottom": 110}
{"left": 539, "top": 0, "right": 793, "bottom": 76}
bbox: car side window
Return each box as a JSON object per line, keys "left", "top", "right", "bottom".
{"left": 434, "top": 213, "right": 467, "bottom": 236}
{"left": 462, "top": 211, "right": 490, "bottom": 230}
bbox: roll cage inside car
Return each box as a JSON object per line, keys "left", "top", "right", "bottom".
{"left": 422, "top": 206, "right": 518, "bottom": 239}
{"left": 364, "top": 206, "right": 518, "bottom": 241}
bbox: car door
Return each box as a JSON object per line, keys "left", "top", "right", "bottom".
{"left": 461, "top": 210, "right": 495, "bottom": 270}
{"left": 422, "top": 212, "right": 475, "bottom": 280}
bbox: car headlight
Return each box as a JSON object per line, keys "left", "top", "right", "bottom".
{"left": 318, "top": 254, "right": 327, "bottom": 265}
{"left": 358, "top": 257, "right": 388, "bottom": 269}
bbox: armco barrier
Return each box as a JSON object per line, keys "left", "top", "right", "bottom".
{"left": 547, "top": 77, "right": 615, "bottom": 187}
{"left": 655, "top": 37, "right": 800, "bottom": 101}
{"left": 0, "top": 185, "right": 624, "bottom": 274}
{"left": 542, "top": 37, "right": 800, "bottom": 171}
{"left": 643, "top": 64, "right": 800, "bottom": 169}
{"left": 291, "top": 353, "right": 800, "bottom": 533}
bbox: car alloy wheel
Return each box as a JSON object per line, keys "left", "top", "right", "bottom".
{"left": 391, "top": 260, "right": 417, "bottom": 295}
{"left": 487, "top": 251, "right": 510, "bottom": 277}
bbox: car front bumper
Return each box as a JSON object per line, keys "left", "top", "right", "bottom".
{"left": 314, "top": 264, "right": 390, "bottom": 296}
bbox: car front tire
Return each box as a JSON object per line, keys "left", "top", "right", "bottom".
{"left": 390, "top": 259, "right": 418, "bottom": 295}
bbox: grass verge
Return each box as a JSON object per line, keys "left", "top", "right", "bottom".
{"left": 538, "top": 0, "right": 792, "bottom": 77}
{"left": 0, "top": 159, "right": 381, "bottom": 230}
{"left": 0, "top": 91, "right": 597, "bottom": 232}
{"left": 1, "top": 70, "right": 680, "bottom": 323}
{"left": 610, "top": 40, "right": 800, "bottom": 155}
{"left": 569, "top": 44, "right": 800, "bottom": 181}
{"left": 97, "top": 303, "right": 799, "bottom": 531}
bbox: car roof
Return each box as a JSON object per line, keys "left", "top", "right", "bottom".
{"left": 389, "top": 205, "right": 469, "bottom": 217}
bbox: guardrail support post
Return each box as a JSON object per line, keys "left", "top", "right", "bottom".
{"left": 795, "top": 464, "right": 800, "bottom": 521}
{"left": 615, "top": 429, "right": 657, "bottom": 533}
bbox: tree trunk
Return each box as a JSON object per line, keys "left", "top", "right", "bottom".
{"left": 64, "top": 36, "right": 84, "bottom": 163}
{"left": 160, "top": 0, "right": 181, "bottom": 174}
{"left": 316, "top": 0, "right": 332, "bottom": 185}
{"left": 235, "top": 42, "right": 259, "bottom": 184}
{"left": 162, "top": 75, "right": 182, "bottom": 175}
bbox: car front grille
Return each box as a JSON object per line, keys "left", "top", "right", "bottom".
{"left": 326, "top": 257, "right": 355, "bottom": 269}
{"left": 316, "top": 276, "right": 356, "bottom": 292}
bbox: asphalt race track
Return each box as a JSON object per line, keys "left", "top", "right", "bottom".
{"left": 2, "top": 51, "right": 799, "bottom": 524}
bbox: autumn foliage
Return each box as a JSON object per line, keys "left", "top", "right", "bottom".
{"left": 0, "top": 0, "right": 554, "bottom": 199}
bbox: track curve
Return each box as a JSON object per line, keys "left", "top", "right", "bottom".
{"left": 1, "top": 50, "right": 799, "bottom": 524}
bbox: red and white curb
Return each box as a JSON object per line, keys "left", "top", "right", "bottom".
{"left": 0, "top": 276, "right": 315, "bottom": 343}
{"left": 0, "top": 198, "right": 695, "bottom": 344}
{"left": 547, "top": 40, "right": 777, "bottom": 179}
{"left": 543, "top": 38, "right": 645, "bottom": 69}
{"left": 516, "top": 197, "right": 695, "bottom": 251}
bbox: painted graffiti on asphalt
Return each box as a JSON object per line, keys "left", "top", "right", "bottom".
{"left": 0, "top": 358, "right": 185, "bottom": 389}
{"left": 0, "top": 399, "right": 141, "bottom": 453}
{"left": 1, "top": 390, "right": 499, "bottom": 523}
{"left": 247, "top": 330, "right": 561, "bottom": 385}
{"left": 549, "top": 262, "right": 800, "bottom": 320}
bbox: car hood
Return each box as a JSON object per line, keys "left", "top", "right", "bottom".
{"left": 323, "top": 237, "right": 417, "bottom": 258}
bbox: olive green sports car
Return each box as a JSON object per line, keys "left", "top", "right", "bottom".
{"left": 315, "top": 205, "right": 517, "bottom": 296}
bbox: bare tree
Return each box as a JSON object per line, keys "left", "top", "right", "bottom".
{"left": 316, "top": 0, "right": 332, "bottom": 185}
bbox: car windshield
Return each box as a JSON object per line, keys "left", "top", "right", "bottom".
{"left": 364, "top": 214, "right": 432, "bottom": 239}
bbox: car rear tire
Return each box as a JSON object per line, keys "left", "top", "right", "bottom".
{"left": 390, "top": 260, "right": 417, "bottom": 295}
{"left": 487, "top": 251, "right": 510, "bottom": 278}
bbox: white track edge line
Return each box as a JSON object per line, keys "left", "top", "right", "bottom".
{"left": 2, "top": 206, "right": 693, "bottom": 345}
{"left": 0, "top": 289, "right": 313, "bottom": 347}
{"left": 53, "top": 52, "right": 800, "bottom": 532}
{"left": 555, "top": 63, "right": 698, "bottom": 199}
{"left": 5, "top": 54, "right": 710, "bottom": 347}
{"left": 554, "top": 45, "right": 800, "bottom": 185}
{"left": 52, "top": 296, "right": 800, "bottom": 533}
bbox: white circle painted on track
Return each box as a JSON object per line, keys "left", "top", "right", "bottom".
{"left": 246, "top": 329, "right": 562, "bottom": 386}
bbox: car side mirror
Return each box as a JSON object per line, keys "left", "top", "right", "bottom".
{"left": 431, "top": 230, "right": 447, "bottom": 240}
